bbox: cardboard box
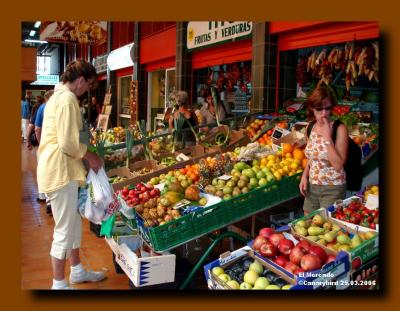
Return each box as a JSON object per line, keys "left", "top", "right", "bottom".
{"left": 350, "top": 256, "right": 379, "bottom": 289}
{"left": 105, "top": 235, "right": 176, "bottom": 287}
{"left": 326, "top": 196, "right": 379, "bottom": 232}
{"left": 248, "top": 231, "right": 350, "bottom": 290}
{"left": 203, "top": 246, "right": 296, "bottom": 290}
{"left": 290, "top": 209, "right": 379, "bottom": 271}
{"left": 272, "top": 128, "right": 306, "bottom": 152}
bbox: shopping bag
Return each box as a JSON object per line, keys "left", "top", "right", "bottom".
{"left": 83, "top": 168, "right": 121, "bottom": 224}
{"left": 100, "top": 213, "right": 117, "bottom": 238}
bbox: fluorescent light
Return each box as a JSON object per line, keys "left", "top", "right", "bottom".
{"left": 34, "top": 21, "right": 41, "bottom": 28}
{"left": 24, "top": 39, "right": 47, "bottom": 44}
{"left": 29, "top": 30, "right": 36, "bottom": 36}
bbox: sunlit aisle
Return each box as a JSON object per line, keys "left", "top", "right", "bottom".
{"left": 20, "top": 143, "right": 129, "bottom": 289}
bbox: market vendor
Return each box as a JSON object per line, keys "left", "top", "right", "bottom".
{"left": 199, "top": 88, "right": 228, "bottom": 130}
{"left": 168, "top": 90, "right": 198, "bottom": 148}
{"left": 37, "top": 59, "right": 105, "bottom": 290}
{"left": 299, "top": 86, "right": 348, "bottom": 215}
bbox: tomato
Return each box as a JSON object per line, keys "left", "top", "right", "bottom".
{"left": 369, "top": 223, "right": 376, "bottom": 229}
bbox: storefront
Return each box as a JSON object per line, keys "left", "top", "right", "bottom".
{"left": 187, "top": 21, "right": 253, "bottom": 115}
{"left": 140, "top": 26, "right": 176, "bottom": 131}
{"left": 107, "top": 42, "right": 134, "bottom": 127}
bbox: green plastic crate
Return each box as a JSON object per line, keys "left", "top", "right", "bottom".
{"left": 276, "top": 173, "right": 301, "bottom": 202}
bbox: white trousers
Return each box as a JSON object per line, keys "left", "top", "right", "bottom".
{"left": 21, "top": 118, "right": 28, "bottom": 139}
{"left": 46, "top": 181, "right": 82, "bottom": 260}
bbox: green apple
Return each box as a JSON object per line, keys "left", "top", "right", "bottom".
{"left": 226, "top": 280, "right": 240, "bottom": 289}
{"left": 256, "top": 171, "right": 266, "bottom": 179}
{"left": 218, "top": 273, "right": 231, "bottom": 282}
{"left": 262, "top": 167, "right": 271, "bottom": 175}
{"left": 212, "top": 266, "right": 224, "bottom": 276}
{"left": 249, "top": 261, "right": 264, "bottom": 275}
{"left": 249, "top": 178, "right": 259, "bottom": 188}
{"left": 265, "top": 285, "right": 281, "bottom": 290}
{"left": 253, "top": 277, "right": 270, "bottom": 289}
{"left": 239, "top": 282, "right": 253, "bottom": 290}
{"left": 243, "top": 270, "right": 258, "bottom": 286}
{"left": 282, "top": 284, "right": 292, "bottom": 290}
{"left": 258, "top": 178, "right": 268, "bottom": 187}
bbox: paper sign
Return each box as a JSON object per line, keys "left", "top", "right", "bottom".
{"left": 176, "top": 153, "right": 190, "bottom": 162}
{"left": 218, "top": 175, "right": 232, "bottom": 181}
{"left": 365, "top": 194, "right": 379, "bottom": 210}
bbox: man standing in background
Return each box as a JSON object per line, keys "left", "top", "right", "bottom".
{"left": 21, "top": 95, "right": 30, "bottom": 142}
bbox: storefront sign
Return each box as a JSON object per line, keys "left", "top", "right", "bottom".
{"left": 187, "top": 21, "right": 252, "bottom": 50}
{"left": 107, "top": 43, "right": 134, "bottom": 71}
{"left": 93, "top": 54, "right": 108, "bottom": 73}
{"left": 40, "top": 21, "right": 107, "bottom": 45}
{"left": 30, "top": 74, "right": 60, "bottom": 85}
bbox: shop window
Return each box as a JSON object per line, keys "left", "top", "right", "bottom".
{"left": 118, "top": 75, "right": 132, "bottom": 126}
{"left": 147, "top": 68, "right": 176, "bottom": 131}
{"left": 192, "top": 60, "right": 252, "bottom": 115}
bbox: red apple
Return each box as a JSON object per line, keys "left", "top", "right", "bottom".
{"left": 309, "top": 245, "right": 328, "bottom": 264}
{"left": 278, "top": 239, "right": 295, "bottom": 256}
{"left": 268, "top": 233, "right": 285, "bottom": 247}
{"left": 300, "top": 254, "right": 322, "bottom": 271}
{"left": 259, "top": 241, "right": 277, "bottom": 258}
{"left": 149, "top": 188, "right": 160, "bottom": 198}
{"left": 252, "top": 235, "right": 267, "bottom": 251}
{"left": 298, "top": 239, "right": 311, "bottom": 253}
{"left": 289, "top": 245, "right": 306, "bottom": 265}
{"left": 122, "top": 188, "right": 129, "bottom": 196}
{"left": 131, "top": 197, "right": 140, "bottom": 206}
{"left": 352, "top": 257, "right": 362, "bottom": 270}
{"left": 284, "top": 261, "right": 299, "bottom": 273}
{"left": 324, "top": 255, "right": 336, "bottom": 265}
{"left": 145, "top": 183, "right": 154, "bottom": 191}
{"left": 259, "top": 227, "right": 275, "bottom": 239}
{"left": 129, "top": 189, "right": 136, "bottom": 196}
{"left": 274, "top": 255, "right": 288, "bottom": 267}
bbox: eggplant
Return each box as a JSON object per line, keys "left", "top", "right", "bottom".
{"left": 264, "top": 271, "right": 278, "bottom": 283}
{"left": 242, "top": 259, "right": 253, "bottom": 270}
{"left": 274, "top": 278, "right": 288, "bottom": 288}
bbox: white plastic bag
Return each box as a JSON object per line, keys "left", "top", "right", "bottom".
{"left": 83, "top": 168, "right": 121, "bottom": 224}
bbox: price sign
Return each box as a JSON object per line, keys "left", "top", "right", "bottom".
{"left": 365, "top": 194, "right": 379, "bottom": 210}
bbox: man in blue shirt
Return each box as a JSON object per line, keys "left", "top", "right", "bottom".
{"left": 21, "top": 95, "right": 30, "bottom": 141}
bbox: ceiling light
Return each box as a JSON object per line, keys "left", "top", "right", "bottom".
{"left": 24, "top": 39, "right": 48, "bottom": 44}
{"left": 29, "top": 30, "right": 36, "bottom": 36}
{"left": 34, "top": 21, "right": 41, "bottom": 28}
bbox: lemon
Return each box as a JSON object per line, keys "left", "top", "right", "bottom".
{"left": 370, "top": 186, "right": 379, "bottom": 193}
{"left": 267, "top": 154, "right": 275, "bottom": 162}
{"left": 290, "top": 162, "right": 299, "bottom": 170}
{"left": 273, "top": 171, "right": 282, "bottom": 181}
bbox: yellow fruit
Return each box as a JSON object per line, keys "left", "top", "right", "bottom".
{"left": 370, "top": 186, "right": 379, "bottom": 193}
{"left": 267, "top": 160, "right": 275, "bottom": 168}
{"left": 293, "top": 159, "right": 302, "bottom": 165}
{"left": 282, "top": 143, "right": 293, "bottom": 156}
{"left": 267, "top": 154, "right": 275, "bottom": 162}
{"left": 273, "top": 171, "right": 282, "bottom": 181}
{"left": 260, "top": 158, "right": 268, "bottom": 166}
{"left": 278, "top": 168, "right": 284, "bottom": 175}
{"left": 285, "top": 153, "right": 293, "bottom": 159}
{"left": 293, "top": 148, "right": 305, "bottom": 161}
{"left": 290, "top": 162, "right": 299, "bottom": 170}
{"left": 296, "top": 169, "right": 303, "bottom": 174}
{"left": 288, "top": 172, "right": 294, "bottom": 176}
{"left": 283, "top": 166, "right": 290, "bottom": 173}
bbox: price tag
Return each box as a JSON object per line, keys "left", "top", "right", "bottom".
{"left": 173, "top": 199, "right": 191, "bottom": 210}
{"left": 365, "top": 194, "right": 379, "bottom": 210}
{"left": 176, "top": 153, "right": 190, "bottom": 162}
{"left": 218, "top": 175, "right": 232, "bottom": 181}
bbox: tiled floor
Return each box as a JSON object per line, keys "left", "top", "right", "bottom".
{"left": 21, "top": 143, "right": 130, "bottom": 290}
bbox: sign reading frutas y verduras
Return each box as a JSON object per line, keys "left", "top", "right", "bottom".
{"left": 187, "top": 21, "right": 252, "bottom": 50}
{"left": 40, "top": 21, "right": 107, "bottom": 45}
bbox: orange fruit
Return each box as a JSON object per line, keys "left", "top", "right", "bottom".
{"left": 302, "top": 158, "right": 308, "bottom": 169}
{"left": 293, "top": 148, "right": 305, "bottom": 161}
{"left": 282, "top": 143, "right": 293, "bottom": 155}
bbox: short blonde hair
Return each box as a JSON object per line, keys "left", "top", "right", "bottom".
{"left": 176, "top": 91, "right": 189, "bottom": 107}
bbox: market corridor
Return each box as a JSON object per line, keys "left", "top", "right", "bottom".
{"left": 21, "top": 143, "right": 129, "bottom": 289}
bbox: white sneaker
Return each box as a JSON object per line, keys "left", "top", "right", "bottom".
{"left": 51, "top": 284, "right": 75, "bottom": 290}
{"left": 70, "top": 270, "right": 106, "bottom": 284}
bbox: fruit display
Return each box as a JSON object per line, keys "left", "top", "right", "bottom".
{"left": 292, "top": 214, "right": 377, "bottom": 252}
{"left": 108, "top": 176, "right": 127, "bottom": 184}
{"left": 246, "top": 118, "right": 270, "bottom": 140}
{"left": 360, "top": 184, "right": 379, "bottom": 202}
{"left": 149, "top": 136, "right": 174, "bottom": 157}
{"left": 104, "top": 149, "right": 127, "bottom": 169}
{"left": 159, "top": 157, "right": 178, "bottom": 167}
{"left": 90, "top": 127, "right": 126, "bottom": 146}
{"left": 331, "top": 197, "right": 378, "bottom": 230}
{"left": 251, "top": 227, "right": 335, "bottom": 274}
{"left": 211, "top": 257, "right": 292, "bottom": 290}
